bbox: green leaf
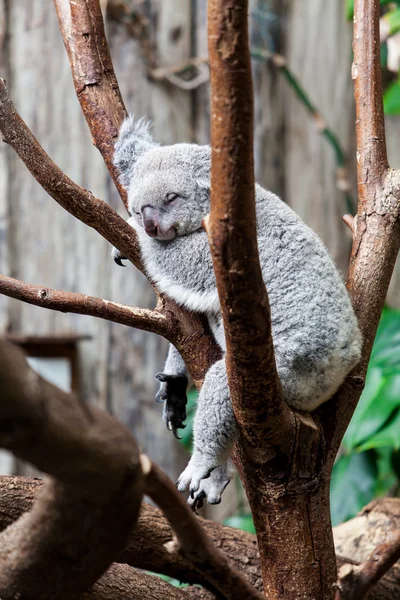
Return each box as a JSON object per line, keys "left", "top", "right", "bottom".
{"left": 344, "top": 371, "right": 400, "bottom": 450}
{"left": 391, "top": 448, "right": 400, "bottom": 480}
{"left": 345, "top": 0, "right": 354, "bottom": 20}
{"left": 384, "top": 80, "right": 400, "bottom": 115}
{"left": 382, "top": 8, "right": 400, "bottom": 37}
{"left": 178, "top": 388, "right": 197, "bottom": 451}
{"left": 370, "top": 307, "right": 400, "bottom": 367}
{"left": 375, "top": 447, "right": 397, "bottom": 495}
{"left": 330, "top": 452, "right": 378, "bottom": 526}
{"left": 357, "top": 409, "right": 400, "bottom": 452}
{"left": 224, "top": 514, "right": 256, "bottom": 534}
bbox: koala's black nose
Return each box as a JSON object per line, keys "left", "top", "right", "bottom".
{"left": 142, "top": 206, "right": 159, "bottom": 237}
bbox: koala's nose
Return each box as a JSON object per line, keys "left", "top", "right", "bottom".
{"left": 142, "top": 206, "right": 159, "bottom": 237}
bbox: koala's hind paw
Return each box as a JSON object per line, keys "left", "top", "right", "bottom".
{"left": 111, "top": 246, "right": 127, "bottom": 267}
{"left": 176, "top": 453, "right": 220, "bottom": 498}
{"left": 155, "top": 373, "right": 188, "bottom": 439}
{"left": 188, "top": 466, "right": 231, "bottom": 510}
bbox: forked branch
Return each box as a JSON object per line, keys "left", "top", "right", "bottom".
{"left": 335, "top": 531, "right": 400, "bottom": 600}
{"left": 0, "top": 78, "right": 143, "bottom": 271}
{"left": 324, "top": 0, "right": 400, "bottom": 455}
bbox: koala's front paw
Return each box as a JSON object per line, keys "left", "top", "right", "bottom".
{"left": 155, "top": 373, "right": 188, "bottom": 439}
{"left": 188, "top": 466, "right": 231, "bottom": 510}
{"left": 111, "top": 246, "right": 128, "bottom": 267}
{"left": 176, "top": 453, "right": 220, "bottom": 498}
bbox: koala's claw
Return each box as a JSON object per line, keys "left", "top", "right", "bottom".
{"left": 177, "top": 460, "right": 231, "bottom": 507}
{"left": 111, "top": 246, "right": 128, "bottom": 267}
{"left": 189, "top": 470, "right": 230, "bottom": 510}
{"left": 155, "top": 372, "right": 188, "bottom": 437}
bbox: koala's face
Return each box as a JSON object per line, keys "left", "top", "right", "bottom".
{"left": 128, "top": 144, "right": 210, "bottom": 241}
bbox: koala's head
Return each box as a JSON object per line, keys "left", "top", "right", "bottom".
{"left": 114, "top": 116, "right": 210, "bottom": 241}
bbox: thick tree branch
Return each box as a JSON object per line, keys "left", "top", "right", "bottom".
{"left": 144, "top": 458, "right": 264, "bottom": 600}
{"left": 0, "top": 274, "right": 169, "bottom": 337}
{"left": 335, "top": 531, "right": 400, "bottom": 600}
{"left": 206, "top": 0, "right": 293, "bottom": 463}
{"left": 0, "top": 338, "right": 143, "bottom": 599}
{"left": 1, "top": 477, "right": 399, "bottom": 600}
{"left": 323, "top": 0, "right": 400, "bottom": 455}
{"left": 53, "top": 0, "right": 128, "bottom": 206}
{"left": 85, "top": 563, "right": 189, "bottom": 600}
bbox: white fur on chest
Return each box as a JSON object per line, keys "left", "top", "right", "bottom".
{"left": 143, "top": 252, "right": 219, "bottom": 313}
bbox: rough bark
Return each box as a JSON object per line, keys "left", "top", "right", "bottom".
{"left": 0, "top": 339, "right": 143, "bottom": 599}
{"left": 336, "top": 532, "right": 400, "bottom": 600}
{"left": 0, "top": 477, "right": 399, "bottom": 600}
{"left": 207, "top": 2, "right": 335, "bottom": 598}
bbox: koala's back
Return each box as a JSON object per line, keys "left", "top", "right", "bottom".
{"left": 255, "top": 187, "right": 361, "bottom": 409}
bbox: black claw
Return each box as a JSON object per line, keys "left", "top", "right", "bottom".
{"left": 194, "top": 491, "right": 206, "bottom": 510}
{"left": 114, "top": 255, "right": 127, "bottom": 267}
{"left": 155, "top": 372, "right": 188, "bottom": 438}
{"left": 172, "top": 428, "right": 182, "bottom": 440}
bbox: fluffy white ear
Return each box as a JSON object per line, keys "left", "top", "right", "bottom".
{"left": 195, "top": 145, "right": 211, "bottom": 190}
{"left": 113, "top": 116, "right": 158, "bottom": 189}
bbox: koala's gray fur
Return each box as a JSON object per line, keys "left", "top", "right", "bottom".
{"left": 113, "top": 116, "right": 362, "bottom": 505}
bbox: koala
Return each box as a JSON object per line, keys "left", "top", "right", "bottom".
{"left": 113, "top": 116, "right": 362, "bottom": 508}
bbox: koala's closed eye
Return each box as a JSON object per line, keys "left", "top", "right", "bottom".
{"left": 166, "top": 192, "right": 180, "bottom": 203}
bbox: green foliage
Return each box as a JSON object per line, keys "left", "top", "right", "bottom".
{"left": 384, "top": 80, "right": 400, "bottom": 115}
{"left": 223, "top": 514, "right": 256, "bottom": 534}
{"left": 178, "top": 388, "right": 198, "bottom": 451}
{"left": 331, "top": 307, "right": 400, "bottom": 526}
{"left": 346, "top": 0, "right": 400, "bottom": 21}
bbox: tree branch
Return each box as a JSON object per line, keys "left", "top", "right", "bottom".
{"left": 206, "top": 0, "right": 293, "bottom": 461}
{"left": 335, "top": 531, "right": 400, "bottom": 600}
{"left": 53, "top": 0, "right": 128, "bottom": 206}
{"left": 0, "top": 274, "right": 169, "bottom": 337}
{"left": 323, "top": 0, "right": 400, "bottom": 455}
{"left": 0, "top": 78, "right": 144, "bottom": 271}
{"left": 0, "top": 337, "right": 143, "bottom": 599}
{"left": 1, "top": 477, "right": 400, "bottom": 600}
{"left": 85, "top": 563, "right": 189, "bottom": 600}
{"left": 143, "top": 458, "right": 265, "bottom": 600}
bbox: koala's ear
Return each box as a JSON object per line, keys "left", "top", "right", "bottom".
{"left": 113, "top": 116, "right": 158, "bottom": 189}
{"left": 195, "top": 145, "right": 211, "bottom": 190}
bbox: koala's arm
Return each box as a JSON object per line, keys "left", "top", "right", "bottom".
{"left": 156, "top": 344, "right": 190, "bottom": 439}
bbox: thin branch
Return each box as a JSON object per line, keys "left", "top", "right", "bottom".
{"left": 0, "top": 274, "right": 169, "bottom": 337}
{"left": 206, "top": 0, "right": 293, "bottom": 459}
{"left": 324, "top": 0, "right": 400, "bottom": 454}
{"left": 53, "top": 0, "right": 128, "bottom": 206}
{"left": 0, "top": 78, "right": 143, "bottom": 272}
{"left": 0, "top": 338, "right": 143, "bottom": 598}
{"left": 143, "top": 458, "right": 265, "bottom": 600}
{"left": 353, "top": 0, "right": 389, "bottom": 186}
{"left": 335, "top": 531, "right": 400, "bottom": 600}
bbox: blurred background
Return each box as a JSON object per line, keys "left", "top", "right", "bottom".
{"left": 0, "top": 0, "right": 399, "bottom": 527}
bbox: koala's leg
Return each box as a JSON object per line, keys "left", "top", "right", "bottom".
{"left": 177, "top": 358, "right": 237, "bottom": 499}
{"left": 156, "top": 344, "right": 189, "bottom": 439}
{"left": 188, "top": 463, "right": 231, "bottom": 510}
